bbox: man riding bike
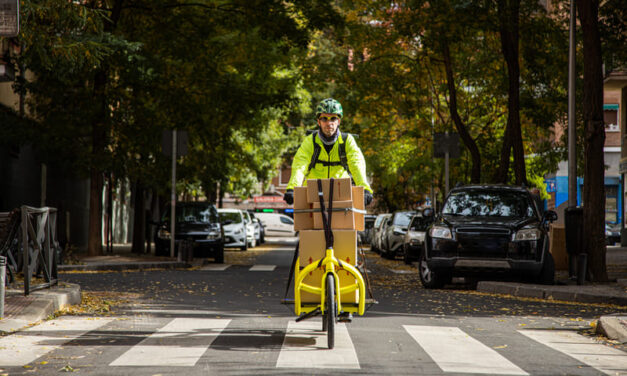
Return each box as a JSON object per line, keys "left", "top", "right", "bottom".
{"left": 284, "top": 98, "right": 373, "bottom": 206}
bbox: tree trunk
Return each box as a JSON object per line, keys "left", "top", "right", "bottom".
{"left": 495, "top": 0, "right": 526, "bottom": 186}
{"left": 86, "top": 0, "right": 125, "bottom": 256}
{"left": 441, "top": 40, "right": 482, "bottom": 183}
{"left": 578, "top": 0, "right": 608, "bottom": 281}
{"left": 131, "top": 181, "right": 146, "bottom": 254}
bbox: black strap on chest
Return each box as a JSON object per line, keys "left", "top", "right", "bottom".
{"left": 307, "top": 132, "right": 353, "bottom": 179}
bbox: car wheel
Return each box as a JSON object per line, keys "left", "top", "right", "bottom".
{"left": 260, "top": 232, "right": 265, "bottom": 244}
{"left": 249, "top": 238, "right": 256, "bottom": 248}
{"left": 240, "top": 241, "right": 248, "bottom": 251}
{"left": 403, "top": 245, "right": 412, "bottom": 265}
{"left": 537, "top": 251, "right": 555, "bottom": 285}
{"left": 418, "top": 251, "right": 450, "bottom": 289}
{"left": 214, "top": 247, "right": 224, "bottom": 264}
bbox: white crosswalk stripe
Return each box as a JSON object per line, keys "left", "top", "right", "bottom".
{"left": 199, "top": 264, "right": 231, "bottom": 271}
{"left": 109, "top": 318, "right": 231, "bottom": 367}
{"left": 404, "top": 325, "right": 529, "bottom": 375}
{"left": 249, "top": 264, "right": 276, "bottom": 271}
{"left": 276, "top": 320, "right": 360, "bottom": 369}
{"left": 0, "top": 317, "right": 114, "bottom": 367}
{"left": 519, "top": 329, "right": 627, "bottom": 376}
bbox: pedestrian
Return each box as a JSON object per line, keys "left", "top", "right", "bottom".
{"left": 283, "top": 98, "right": 373, "bottom": 206}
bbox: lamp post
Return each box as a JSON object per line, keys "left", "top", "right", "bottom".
{"left": 568, "top": 0, "right": 577, "bottom": 208}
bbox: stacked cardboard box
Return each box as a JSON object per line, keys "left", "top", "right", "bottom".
{"left": 293, "top": 178, "right": 364, "bottom": 303}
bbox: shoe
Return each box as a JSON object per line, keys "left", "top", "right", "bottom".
{"left": 338, "top": 312, "right": 352, "bottom": 323}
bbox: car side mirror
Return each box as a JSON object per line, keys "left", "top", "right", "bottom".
{"left": 423, "top": 208, "right": 434, "bottom": 217}
{"left": 543, "top": 210, "right": 558, "bottom": 222}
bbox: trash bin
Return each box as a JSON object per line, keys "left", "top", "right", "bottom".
{"left": 179, "top": 239, "right": 194, "bottom": 263}
{"left": 564, "top": 207, "right": 585, "bottom": 283}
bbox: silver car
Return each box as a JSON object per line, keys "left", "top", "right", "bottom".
{"left": 379, "top": 211, "right": 416, "bottom": 259}
{"left": 402, "top": 213, "right": 432, "bottom": 264}
{"left": 370, "top": 214, "right": 391, "bottom": 253}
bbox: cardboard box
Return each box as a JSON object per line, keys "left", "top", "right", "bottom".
{"left": 293, "top": 187, "right": 313, "bottom": 231}
{"left": 306, "top": 178, "right": 352, "bottom": 203}
{"left": 549, "top": 224, "right": 568, "bottom": 271}
{"left": 352, "top": 186, "right": 365, "bottom": 231}
{"left": 298, "top": 230, "right": 358, "bottom": 303}
{"left": 312, "top": 200, "right": 355, "bottom": 230}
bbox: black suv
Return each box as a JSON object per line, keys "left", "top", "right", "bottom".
{"left": 154, "top": 202, "right": 224, "bottom": 263}
{"left": 421, "top": 185, "right": 557, "bottom": 288}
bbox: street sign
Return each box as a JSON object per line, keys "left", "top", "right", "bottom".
{"left": 161, "top": 130, "right": 188, "bottom": 156}
{"left": 0, "top": 0, "right": 19, "bottom": 37}
{"left": 433, "top": 132, "right": 460, "bottom": 158}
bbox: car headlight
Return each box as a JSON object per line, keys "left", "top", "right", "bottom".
{"left": 207, "top": 232, "right": 220, "bottom": 240}
{"left": 234, "top": 228, "right": 242, "bottom": 235}
{"left": 429, "top": 226, "right": 452, "bottom": 239}
{"left": 157, "top": 229, "right": 171, "bottom": 239}
{"left": 514, "top": 228, "right": 541, "bottom": 241}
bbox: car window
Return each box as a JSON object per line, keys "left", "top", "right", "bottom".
{"left": 164, "top": 204, "right": 219, "bottom": 224}
{"left": 442, "top": 190, "right": 535, "bottom": 218}
{"left": 410, "top": 217, "right": 430, "bottom": 231}
{"left": 218, "top": 211, "right": 243, "bottom": 223}
{"left": 374, "top": 215, "right": 384, "bottom": 228}
{"left": 280, "top": 216, "right": 294, "bottom": 225}
{"left": 393, "top": 212, "right": 414, "bottom": 226}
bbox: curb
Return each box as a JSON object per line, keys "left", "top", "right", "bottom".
{"left": 597, "top": 314, "right": 627, "bottom": 343}
{"left": 0, "top": 283, "right": 82, "bottom": 334}
{"left": 476, "top": 281, "right": 627, "bottom": 306}
{"left": 58, "top": 261, "right": 189, "bottom": 272}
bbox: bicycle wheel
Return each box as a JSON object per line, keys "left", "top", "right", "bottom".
{"left": 325, "top": 273, "right": 335, "bottom": 349}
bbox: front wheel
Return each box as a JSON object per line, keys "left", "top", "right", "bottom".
{"left": 419, "top": 251, "right": 450, "bottom": 289}
{"left": 325, "top": 274, "right": 336, "bottom": 349}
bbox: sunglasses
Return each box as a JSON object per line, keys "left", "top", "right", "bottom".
{"left": 319, "top": 115, "right": 340, "bottom": 122}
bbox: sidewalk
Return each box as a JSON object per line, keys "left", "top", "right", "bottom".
{"left": 0, "top": 244, "right": 625, "bottom": 342}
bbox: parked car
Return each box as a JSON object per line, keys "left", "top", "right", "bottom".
{"left": 254, "top": 212, "right": 296, "bottom": 237}
{"left": 217, "top": 208, "right": 253, "bottom": 250}
{"left": 248, "top": 210, "right": 265, "bottom": 244}
{"left": 606, "top": 222, "right": 621, "bottom": 245}
{"left": 402, "top": 212, "right": 433, "bottom": 264}
{"left": 154, "top": 202, "right": 224, "bottom": 263}
{"left": 379, "top": 211, "right": 416, "bottom": 259}
{"left": 358, "top": 214, "right": 377, "bottom": 246}
{"left": 421, "top": 185, "right": 558, "bottom": 288}
{"left": 370, "top": 214, "right": 391, "bottom": 253}
{"left": 242, "top": 210, "right": 257, "bottom": 248}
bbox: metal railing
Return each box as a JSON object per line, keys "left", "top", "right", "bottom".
{"left": 0, "top": 206, "right": 60, "bottom": 295}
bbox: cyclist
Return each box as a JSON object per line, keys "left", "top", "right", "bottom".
{"left": 283, "top": 98, "right": 373, "bottom": 206}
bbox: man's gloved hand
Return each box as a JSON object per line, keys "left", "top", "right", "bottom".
{"left": 364, "top": 191, "right": 373, "bottom": 206}
{"left": 283, "top": 189, "right": 294, "bottom": 205}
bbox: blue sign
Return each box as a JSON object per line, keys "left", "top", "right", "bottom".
{"left": 545, "top": 179, "right": 557, "bottom": 193}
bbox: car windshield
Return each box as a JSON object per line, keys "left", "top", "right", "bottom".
{"left": 219, "top": 211, "right": 242, "bottom": 223}
{"left": 166, "top": 204, "right": 219, "bottom": 223}
{"left": 442, "top": 190, "right": 535, "bottom": 218}
{"left": 393, "top": 212, "right": 414, "bottom": 227}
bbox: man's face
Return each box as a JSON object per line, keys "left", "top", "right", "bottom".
{"left": 317, "top": 113, "right": 341, "bottom": 138}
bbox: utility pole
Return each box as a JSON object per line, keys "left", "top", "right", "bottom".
{"left": 568, "top": 0, "right": 577, "bottom": 208}
{"left": 170, "top": 130, "right": 177, "bottom": 259}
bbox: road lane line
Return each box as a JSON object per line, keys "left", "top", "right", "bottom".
{"left": 249, "top": 264, "right": 276, "bottom": 271}
{"left": 404, "top": 325, "right": 528, "bottom": 375}
{"left": 0, "top": 317, "right": 114, "bottom": 366}
{"left": 199, "top": 264, "right": 231, "bottom": 271}
{"left": 110, "top": 318, "right": 230, "bottom": 367}
{"left": 276, "top": 320, "right": 359, "bottom": 369}
{"left": 519, "top": 329, "right": 627, "bottom": 375}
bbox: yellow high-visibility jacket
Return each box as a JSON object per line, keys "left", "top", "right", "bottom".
{"left": 287, "top": 131, "right": 373, "bottom": 193}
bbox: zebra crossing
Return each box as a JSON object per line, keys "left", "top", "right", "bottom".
{"left": 0, "top": 316, "right": 625, "bottom": 374}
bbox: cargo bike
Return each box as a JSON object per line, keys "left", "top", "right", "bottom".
{"left": 283, "top": 178, "right": 375, "bottom": 349}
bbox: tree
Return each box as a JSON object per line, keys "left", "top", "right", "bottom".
{"left": 577, "top": 0, "right": 608, "bottom": 281}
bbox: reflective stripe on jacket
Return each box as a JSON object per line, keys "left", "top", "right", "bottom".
{"left": 287, "top": 131, "right": 373, "bottom": 193}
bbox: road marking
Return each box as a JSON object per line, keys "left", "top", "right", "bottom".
{"left": 249, "top": 264, "right": 276, "bottom": 271}
{"left": 404, "top": 325, "right": 528, "bottom": 375}
{"left": 276, "top": 320, "right": 359, "bottom": 369}
{"left": 0, "top": 317, "right": 114, "bottom": 366}
{"left": 519, "top": 329, "right": 627, "bottom": 375}
{"left": 200, "top": 264, "right": 231, "bottom": 271}
{"left": 110, "top": 318, "right": 230, "bottom": 367}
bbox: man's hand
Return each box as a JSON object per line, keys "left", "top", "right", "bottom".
{"left": 283, "top": 189, "right": 294, "bottom": 205}
{"left": 364, "top": 191, "right": 373, "bottom": 206}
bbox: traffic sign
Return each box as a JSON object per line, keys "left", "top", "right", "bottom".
{"left": 433, "top": 132, "right": 460, "bottom": 158}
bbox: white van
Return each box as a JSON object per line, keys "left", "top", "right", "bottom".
{"left": 254, "top": 213, "right": 296, "bottom": 237}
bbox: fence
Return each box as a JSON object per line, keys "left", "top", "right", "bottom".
{"left": 0, "top": 206, "right": 60, "bottom": 295}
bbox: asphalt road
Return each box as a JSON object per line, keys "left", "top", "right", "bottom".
{"left": 1, "top": 237, "right": 625, "bottom": 375}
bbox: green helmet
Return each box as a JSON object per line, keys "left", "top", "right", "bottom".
{"left": 315, "top": 98, "right": 343, "bottom": 118}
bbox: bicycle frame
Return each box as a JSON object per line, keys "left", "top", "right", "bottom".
{"left": 294, "top": 246, "right": 366, "bottom": 316}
